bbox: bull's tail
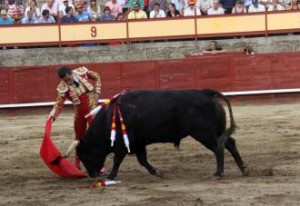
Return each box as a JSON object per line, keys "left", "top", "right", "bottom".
{"left": 202, "top": 89, "right": 237, "bottom": 148}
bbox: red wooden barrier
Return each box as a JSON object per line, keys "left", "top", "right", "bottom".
{"left": 1, "top": 52, "right": 300, "bottom": 105}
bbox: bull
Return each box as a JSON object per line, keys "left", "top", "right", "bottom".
{"left": 66, "top": 89, "right": 248, "bottom": 180}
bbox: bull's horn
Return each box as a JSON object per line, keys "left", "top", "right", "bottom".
{"left": 65, "top": 140, "right": 80, "bottom": 157}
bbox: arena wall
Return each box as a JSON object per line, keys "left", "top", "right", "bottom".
{"left": 1, "top": 51, "right": 300, "bottom": 105}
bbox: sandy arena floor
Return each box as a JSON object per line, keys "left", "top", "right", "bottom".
{"left": 0, "top": 102, "right": 299, "bottom": 206}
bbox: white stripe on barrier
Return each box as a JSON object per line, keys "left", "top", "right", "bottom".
{"left": 1, "top": 88, "right": 300, "bottom": 109}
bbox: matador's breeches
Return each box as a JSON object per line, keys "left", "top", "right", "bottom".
{"left": 74, "top": 93, "right": 95, "bottom": 140}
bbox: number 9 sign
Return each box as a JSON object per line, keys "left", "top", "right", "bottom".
{"left": 91, "top": 26, "right": 97, "bottom": 38}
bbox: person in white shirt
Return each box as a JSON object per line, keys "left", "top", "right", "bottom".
{"left": 41, "top": 0, "right": 59, "bottom": 18}
{"left": 196, "top": 0, "right": 213, "bottom": 15}
{"left": 207, "top": 0, "right": 224, "bottom": 15}
{"left": 268, "top": 0, "right": 285, "bottom": 10}
{"left": 248, "top": 0, "right": 266, "bottom": 12}
{"left": 59, "top": 0, "right": 74, "bottom": 16}
{"left": 24, "top": 0, "right": 40, "bottom": 18}
{"left": 183, "top": 2, "right": 201, "bottom": 16}
{"left": 150, "top": 2, "right": 166, "bottom": 18}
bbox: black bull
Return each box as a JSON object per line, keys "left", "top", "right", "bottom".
{"left": 76, "top": 89, "right": 248, "bottom": 179}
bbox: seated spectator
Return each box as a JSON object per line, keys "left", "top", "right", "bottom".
{"left": 75, "top": 2, "right": 91, "bottom": 22}
{"left": 149, "top": 2, "right": 166, "bottom": 18}
{"left": 183, "top": 0, "right": 201, "bottom": 16}
{"left": 268, "top": 0, "right": 285, "bottom": 10}
{"left": 22, "top": 9, "right": 38, "bottom": 23}
{"left": 0, "top": 9, "right": 13, "bottom": 24}
{"left": 24, "top": 0, "right": 40, "bottom": 18}
{"left": 203, "top": 40, "right": 226, "bottom": 54}
{"left": 219, "top": 0, "right": 235, "bottom": 13}
{"left": 248, "top": 0, "right": 266, "bottom": 12}
{"left": 280, "top": 0, "right": 291, "bottom": 9}
{"left": 87, "top": 0, "right": 100, "bottom": 21}
{"left": 243, "top": 0, "right": 253, "bottom": 11}
{"left": 119, "top": 0, "right": 130, "bottom": 13}
{"left": 39, "top": 9, "right": 56, "bottom": 23}
{"left": 127, "top": 3, "right": 147, "bottom": 19}
{"left": 207, "top": 0, "right": 224, "bottom": 15}
{"left": 288, "top": 0, "right": 299, "bottom": 9}
{"left": 232, "top": 0, "right": 247, "bottom": 13}
{"left": 100, "top": 6, "right": 115, "bottom": 20}
{"left": 41, "top": 0, "right": 58, "bottom": 20}
{"left": 242, "top": 42, "right": 255, "bottom": 55}
{"left": 61, "top": 6, "right": 78, "bottom": 22}
{"left": 166, "top": 2, "right": 180, "bottom": 17}
{"left": 171, "top": 0, "right": 188, "bottom": 15}
{"left": 149, "top": 0, "right": 168, "bottom": 13}
{"left": 128, "top": 0, "right": 144, "bottom": 10}
{"left": 7, "top": 0, "right": 24, "bottom": 22}
{"left": 259, "top": 0, "right": 271, "bottom": 8}
{"left": 195, "top": 0, "right": 213, "bottom": 15}
{"left": 105, "top": 0, "right": 122, "bottom": 18}
{"left": 59, "top": 0, "right": 74, "bottom": 17}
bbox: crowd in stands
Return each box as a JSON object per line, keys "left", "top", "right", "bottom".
{"left": 0, "top": 0, "right": 299, "bottom": 25}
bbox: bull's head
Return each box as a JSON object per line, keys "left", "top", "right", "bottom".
{"left": 66, "top": 140, "right": 104, "bottom": 178}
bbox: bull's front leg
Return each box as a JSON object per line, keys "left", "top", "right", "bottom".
{"left": 107, "top": 148, "right": 127, "bottom": 180}
{"left": 136, "top": 146, "right": 164, "bottom": 177}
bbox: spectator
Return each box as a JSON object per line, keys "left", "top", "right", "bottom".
{"left": 242, "top": 42, "right": 255, "bottom": 55}
{"left": 248, "top": 0, "right": 266, "bottom": 12}
{"left": 128, "top": 0, "right": 144, "bottom": 9}
{"left": 171, "top": 0, "right": 188, "bottom": 15}
{"left": 75, "top": 2, "right": 91, "bottom": 22}
{"left": 0, "top": 9, "right": 13, "bottom": 24}
{"left": 149, "top": 2, "right": 166, "bottom": 18}
{"left": 100, "top": 6, "right": 115, "bottom": 20}
{"left": 105, "top": 0, "right": 122, "bottom": 17}
{"left": 166, "top": 2, "right": 180, "bottom": 17}
{"left": 22, "top": 9, "right": 38, "bottom": 23}
{"left": 59, "top": 0, "right": 74, "bottom": 16}
{"left": 7, "top": 0, "right": 24, "bottom": 21}
{"left": 195, "top": 0, "right": 213, "bottom": 15}
{"left": 288, "top": 0, "right": 299, "bottom": 9}
{"left": 149, "top": 0, "right": 168, "bottom": 13}
{"left": 232, "top": 0, "right": 247, "bottom": 13}
{"left": 41, "top": 0, "right": 58, "bottom": 19}
{"left": 183, "top": 0, "right": 201, "bottom": 16}
{"left": 243, "top": 0, "right": 253, "bottom": 11}
{"left": 24, "top": 0, "right": 40, "bottom": 18}
{"left": 207, "top": 0, "right": 224, "bottom": 15}
{"left": 219, "top": 0, "right": 235, "bottom": 13}
{"left": 61, "top": 6, "right": 78, "bottom": 22}
{"left": 87, "top": 0, "right": 100, "bottom": 21}
{"left": 119, "top": 0, "right": 130, "bottom": 13}
{"left": 39, "top": 9, "right": 56, "bottom": 23}
{"left": 268, "top": 0, "right": 285, "bottom": 10}
{"left": 280, "top": 0, "right": 291, "bottom": 9}
{"left": 259, "top": 0, "right": 271, "bottom": 8}
{"left": 203, "top": 40, "right": 226, "bottom": 54}
{"left": 127, "top": 3, "right": 147, "bottom": 19}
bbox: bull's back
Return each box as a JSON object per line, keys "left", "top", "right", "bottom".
{"left": 119, "top": 90, "right": 225, "bottom": 144}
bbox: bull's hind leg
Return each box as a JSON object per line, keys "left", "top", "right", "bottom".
{"left": 192, "top": 134, "right": 225, "bottom": 178}
{"left": 225, "top": 136, "right": 248, "bottom": 176}
{"left": 136, "top": 146, "right": 163, "bottom": 177}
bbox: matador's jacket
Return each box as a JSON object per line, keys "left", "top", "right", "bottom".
{"left": 50, "top": 66, "right": 101, "bottom": 141}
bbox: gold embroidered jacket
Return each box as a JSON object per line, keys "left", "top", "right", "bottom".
{"left": 50, "top": 67, "right": 101, "bottom": 118}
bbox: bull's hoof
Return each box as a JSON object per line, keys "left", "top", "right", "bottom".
{"left": 242, "top": 166, "right": 249, "bottom": 176}
{"left": 154, "top": 169, "right": 164, "bottom": 178}
{"left": 212, "top": 175, "right": 223, "bottom": 180}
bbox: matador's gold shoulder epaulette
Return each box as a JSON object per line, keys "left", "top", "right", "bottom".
{"left": 57, "top": 81, "right": 68, "bottom": 93}
{"left": 73, "top": 67, "right": 88, "bottom": 75}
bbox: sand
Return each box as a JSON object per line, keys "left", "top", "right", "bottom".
{"left": 0, "top": 102, "right": 299, "bottom": 206}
